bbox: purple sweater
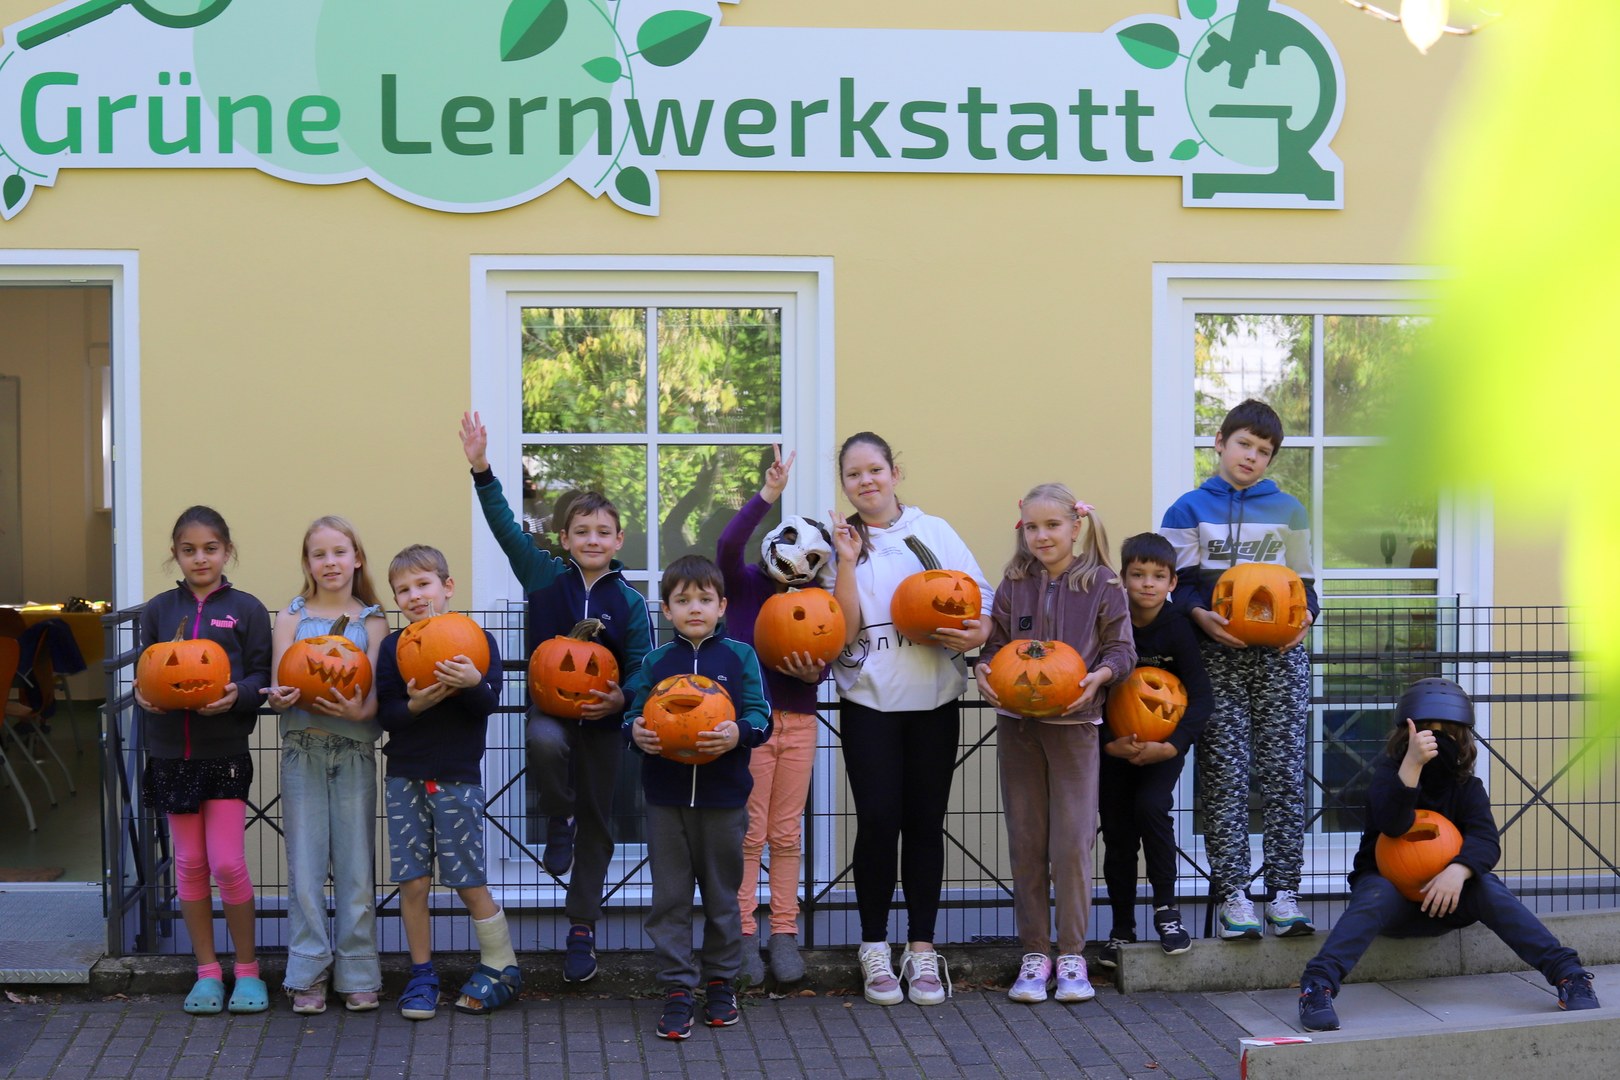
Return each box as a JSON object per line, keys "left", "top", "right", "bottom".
{"left": 716, "top": 494, "right": 823, "bottom": 714}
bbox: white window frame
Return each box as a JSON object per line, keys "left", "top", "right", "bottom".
{"left": 1151, "top": 264, "right": 1493, "bottom": 894}
{"left": 468, "top": 256, "right": 836, "bottom": 897}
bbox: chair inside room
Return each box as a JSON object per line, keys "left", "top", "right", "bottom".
{"left": 0, "top": 636, "right": 41, "bottom": 831}
{"left": 0, "top": 626, "right": 78, "bottom": 813}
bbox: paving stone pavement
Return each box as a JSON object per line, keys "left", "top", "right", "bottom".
{"left": 0, "top": 985, "right": 1247, "bottom": 1079}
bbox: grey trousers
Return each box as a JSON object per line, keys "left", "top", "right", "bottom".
{"left": 644, "top": 802, "right": 748, "bottom": 990}
{"left": 527, "top": 709, "right": 622, "bottom": 923}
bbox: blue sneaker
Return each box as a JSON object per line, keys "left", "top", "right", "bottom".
{"left": 562, "top": 923, "right": 598, "bottom": 983}
{"left": 543, "top": 816, "right": 576, "bottom": 877}
{"left": 657, "top": 988, "right": 694, "bottom": 1040}
{"left": 1558, "top": 971, "right": 1599, "bottom": 1011}
{"left": 1298, "top": 979, "right": 1339, "bottom": 1031}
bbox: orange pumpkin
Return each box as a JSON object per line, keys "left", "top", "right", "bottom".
{"left": 1105, "top": 666, "right": 1188, "bottom": 743}
{"left": 529, "top": 619, "right": 619, "bottom": 719}
{"left": 1211, "top": 563, "right": 1309, "bottom": 648}
{"left": 642, "top": 673, "right": 735, "bottom": 765}
{"left": 754, "top": 588, "right": 846, "bottom": 670}
{"left": 890, "top": 535, "right": 981, "bottom": 645}
{"left": 136, "top": 621, "right": 230, "bottom": 711}
{"left": 277, "top": 614, "right": 373, "bottom": 705}
{"left": 395, "top": 612, "right": 490, "bottom": 690}
{"left": 984, "top": 639, "right": 1087, "bottom": 718}
{"left": 1375, "top": 809, "right": 1464, "bottom": 901}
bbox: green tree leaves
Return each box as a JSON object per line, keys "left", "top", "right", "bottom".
{"left": 500, "top": 0, "right": 569, "bottom": 62}
{"left": 2, "top": 174, "right": 24, "bottom": 211}
{"left": 636, "top": 10, "right": 713, "bottom": 67}
{"left": 1117, "top": 23, "right": 1182, "bottom": 69}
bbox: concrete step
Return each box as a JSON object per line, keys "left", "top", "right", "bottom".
{"left": 1118, "top": 908, "right": 1620, "bottom": 993}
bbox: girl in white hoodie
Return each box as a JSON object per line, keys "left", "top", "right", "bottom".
{"left": 829, "top": 432, "right": 994, "bottom": 1007}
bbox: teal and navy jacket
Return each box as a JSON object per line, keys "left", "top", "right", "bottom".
{"left": 623, "top": 631, "right": 772, "bottom": 809}
{"left": 1159, "top": 474, "right": 1321, "bottom": 621}
{"left": 473, "top": 468, "right": 652, "bottom": 728}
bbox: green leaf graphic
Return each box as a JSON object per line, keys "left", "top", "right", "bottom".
{"left": 1170, "top": 139, "right": 1201, "bottom": 160}
{"left": 583, "top": 56, "right": 623, "bottom": 83}
{"left": 615, "top": 166, "right": 652, "bottom": 207}
{"left": 1186, "top": 0, "right": 1218, "bottom": 20}
{"left": 2, "top": 174, "right": 24, "bottom": 211}
{"left": 636, "top": 10, "right": 713, "bottom": 67}
{"left": 500, "top": 0, "right": 569, "bottom": 62}
{"left": 1116, "top": 23, "right": 1182, "bottom": 69}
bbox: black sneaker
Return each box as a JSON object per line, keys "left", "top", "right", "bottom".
{"left": 1154, "top": 908, "right": 1192, "bottom": 956}
{"left": 1097, "top": 937, "right": 1133, "bottom": 969}
{"left": 1558, "top": 971, "right": 1599, "bottom": 1011}
{"left": 656, "top": 988, "right": 695, "bottom": 1040}
{"left": 1298, "top": 980, "right": 1340, "bottom": 1031}
{"left": 562, "top": 923, "right": 597, "bottom": 983}
{"left": 703, "top": 979, "right": 739, "bottom": 1027}
{"left": 543, "top": 815, "right": 576, "bottom": 877}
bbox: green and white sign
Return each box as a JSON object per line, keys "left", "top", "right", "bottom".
{"left": 0, "top": 0, "right": 1344, "bottom": 219}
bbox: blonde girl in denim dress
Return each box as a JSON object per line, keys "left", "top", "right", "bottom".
{"left": 263, "top": 516, "right": 389, "bottom": 1014}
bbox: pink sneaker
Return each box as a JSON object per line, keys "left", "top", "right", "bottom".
{"left": 898, "top": 947, "right": 951, "bottom": 1006}
{"left": 1053, "top": 954, "right": 1094, "bottom": 1003}
{"left": 1008, "top": 953, "right": 1052, "bottom": 1004}
{"left": 858, "top": 943, "right": 902, "bottom": 1006}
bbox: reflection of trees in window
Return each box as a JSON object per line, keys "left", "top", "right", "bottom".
{"left": 519, "top": 306, "right": 784, "bottom": 574}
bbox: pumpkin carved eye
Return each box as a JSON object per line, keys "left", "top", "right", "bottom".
{"left": 584, "top": 656, "right": 600, "bottom": 676}
{"left": 792, "top": 607, "right": 806, "bottom": 621}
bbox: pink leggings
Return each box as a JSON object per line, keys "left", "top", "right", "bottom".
{"left": 168, "top": 800, "right": 254, "bottom": 905}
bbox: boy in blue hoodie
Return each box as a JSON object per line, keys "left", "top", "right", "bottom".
{"left": 1159, "top": 399, "right": 1320, "bottom": 940}
{"left": 625, "top": 555, "right": 772, "bottom": 1041}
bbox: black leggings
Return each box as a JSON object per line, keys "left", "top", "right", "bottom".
{"left": 839, "top": 699, "right": 960, "bottom": 944}
{"left": 1099, "top": 750, "right": 1187, "bottom": 927}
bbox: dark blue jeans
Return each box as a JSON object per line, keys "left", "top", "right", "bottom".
{"left": 1303, "top": 871, "right": 1583, "bottom": 993}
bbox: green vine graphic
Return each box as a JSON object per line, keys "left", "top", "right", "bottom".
{"left": 497, "top": 0, "right": 716, "bottom": 211}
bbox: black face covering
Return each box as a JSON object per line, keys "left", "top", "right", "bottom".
{"left": 1427, "top": 732, "right": 1462, "bottom": 775}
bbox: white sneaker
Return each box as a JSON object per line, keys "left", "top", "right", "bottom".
{"left": 898, "top": 947, "right": 951, "bottom": 1006}
{"left": 1217, "top": 893, "right": 1263, "bottom": 940}
{"left": 858, "top": 943, "right": 902, "bottom": 1006}
{"left": 1266, "top": 889, "right": 1315, "bottom": 937}
{"left": 1007, "top": 953, "right": 1052, "bottom": 1004}
{"left": 1053, "top": 954, "right": 1094, "bottom": 1002}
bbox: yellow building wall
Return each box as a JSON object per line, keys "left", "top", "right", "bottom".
{"left": 0, "top": 0, "right": 1501, "bottom": 611}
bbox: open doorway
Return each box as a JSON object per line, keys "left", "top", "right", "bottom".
{"left": 1, "top": 284, "right": 113, "bottom": 887}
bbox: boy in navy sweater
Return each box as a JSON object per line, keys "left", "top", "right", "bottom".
{"left": 1159, "top": 398, "right": 1319, "bottom": 940}
{"left": 460, "top": 411, "right": 652, "bottom": 982}
{"left": 1099, "top": 534, "right": 1213, "bottom": 966}
{"left": 376, "top": 545, "right": 514, "bottom": 1021}
{"left": 625, "top": 555, "right": 772, "bottom": 1041}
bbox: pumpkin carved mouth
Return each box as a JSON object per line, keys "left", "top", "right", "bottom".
{"left": 169, "top": 679, "right": 215, "bottom": 693}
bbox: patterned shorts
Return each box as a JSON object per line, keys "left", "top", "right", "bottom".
{"left": 384, "top": 777, "right": 487, "bottom": 888}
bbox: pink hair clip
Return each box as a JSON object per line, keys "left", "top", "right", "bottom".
{"left": 1074, "top": 501, "right": 1094, "bottom": 517}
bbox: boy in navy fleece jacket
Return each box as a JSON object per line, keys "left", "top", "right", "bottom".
{"left": 625, "top": 555, "right": 772, "bottom": 1041}
{"left": 376, "top": 546, "right": 515, "bottom": 1020}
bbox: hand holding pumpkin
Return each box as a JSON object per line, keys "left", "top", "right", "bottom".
{"left": 576, "top": 681, "right": 624, "bottom": 720}
{"left": 973, "top": 662, "right": 1002, "bottom": 708}
{"left": 930, "top": 617, "right": 990, "bottom": 653}
{"left": 1281, "top": 608, "right": 1315, "bottom": 651}
{"left": 459, "top": 410, "right": 489, "bottom": 472}
{"left": 630, "top": 716, "right": 662, "bottom": 754}
{"left": 694, "top": 719, "right": 741, "bottom": 755}
{"left": 1419, "top": 862, "right": 1471, "bottom": 918}
{"left": 405, "top": 677, "right": 453, "bottom": 714}
{"left": 1064, "top": 667, "right": 1112, "bottom": 713}
{"left": 1129, "top": 740, "right": 1178, "bottom": 766}
{"left": 262, "top": 684, "right": 301, "bottom": 712}
{"left": 1191, "top": 606, "right": 1247, "bottom": 649}
{"left": 308, "top": 683, "right": 366, "bottom": 722}
{"left": 434, "top": 655, "right": 482, "bottom": 691}
{"left": 133, "top": 686, "right": 162, "bottom": 713}
{"left": 1104, "top": 734, "right": 1143, "bottom": 761}
{"left": 196, "top": 683, "right": 240, "bottom": 716}
{"left": 776, "top": 651, "right": 826, "bottom": 684}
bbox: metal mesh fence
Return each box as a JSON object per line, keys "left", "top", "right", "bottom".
{"left": 100, "top": 604, "right": 1619, "bottom": 957}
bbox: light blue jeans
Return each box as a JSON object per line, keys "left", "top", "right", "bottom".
{"left": 282, "top": 728, "right": 381, "bottom": 993}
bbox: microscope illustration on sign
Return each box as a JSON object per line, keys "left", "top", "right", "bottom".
{"left": 16, "top": 0, "right": 233, "bottom": 50}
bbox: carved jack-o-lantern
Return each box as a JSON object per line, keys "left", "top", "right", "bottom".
{"left": 529, "top": 619, "right": 620, "bottom": 720}
{"left": 890, "top": 535, "right": 982, "bottom": 645}
{"left": 1212, "top": 563, "right": 1308, "bottom": 648}
{"left": 395, "top": 612, "right": 490, "bottom": 691}
{"left": 1375, "top": 809, "right": 1463, "bottom": 901}
{"left": 642, "top": 673, "right": 736, "bottom": 765}
{"left": 1105, "top": 666, "right": 1188, "bottom": 744}
{"left": 754, "top": 588, "right": 846, "bottom": 670}
{"left": 136, "top": 621, "right": 230, "bottom": 711}
{"left": 278, "top": 614, "right": 373, "bottom": 705}
{"left": 984, "top": 639, "right": 1087, "bottom": 718}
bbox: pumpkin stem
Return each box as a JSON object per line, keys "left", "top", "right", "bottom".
{"left": 568, "top": 618, "right": 605, "bottom": 641}
{"left": 330, "top": 614, "right": 350, "bottom": 636}
{"left": 1023, "top": 640, "right": 1049, "bottom": 659}
{"left": 903, "top": 535, "right": 942, "bottom": 571}
{"left": 172, "top": 620, "right": 187, "bottom": 642}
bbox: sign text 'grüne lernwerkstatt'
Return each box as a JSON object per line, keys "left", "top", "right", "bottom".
{"left": 0, "top": 0, "right": 1345, "bottom": 219}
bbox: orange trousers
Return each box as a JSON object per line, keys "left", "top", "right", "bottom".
{"left": 738, "top": 709, "right": 818, "bottom": 937}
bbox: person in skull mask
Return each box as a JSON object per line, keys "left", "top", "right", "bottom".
{"left": 716, "top": 445, "right": 836, "bottom": 987}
